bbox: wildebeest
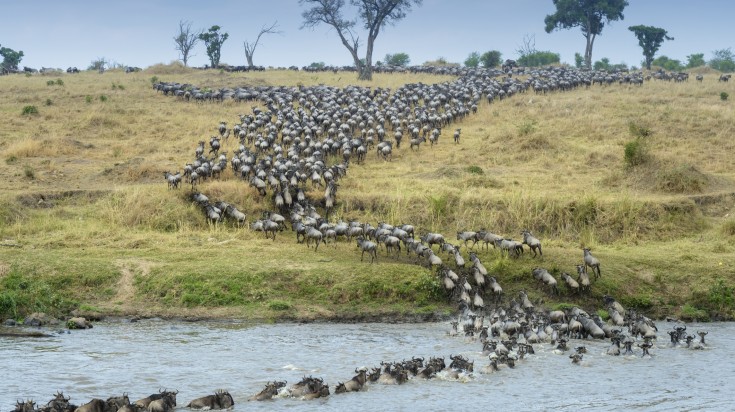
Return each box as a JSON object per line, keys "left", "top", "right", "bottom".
{"left": 334, "top": 368, "right": 368, "bottom": 393}
{"left": 14, "top": 400, "right": 36, "bottom": 412}
{"left": 583, "top": 248, "right": 601, "bottom": 279}
{"left": 531, "top": 267, "right": 559, "bottom": 295}
{"left": 147, "top": 391, "right": 177, "bottom": 412}
{"left": 561, "top": 272, "right": 579, "bottom": 294}
{"left": 186, "top": 390, "right": 234, "bottom": 410}
{"left": 44, "top": 391, "right": 76, "bottom": 412}
{"left": 521, "top": 230, "right": 542, "bottom": 257}
{"left": 73, "top": 399, "right": 112, "bottom": 412}
{"left": 356, "top": 236, "right": 378, "bottom": 263}
{"left": 248, "top": 381, "right": 286, "bottom": 401}
{"left": 163, "top": 171, "right": 181, "bottom": 189}
{"left": 456, "top": 231, "right": 477, "bottom": 249}
{"left": 576, "top": 264, "right": 591, "bottom": 293}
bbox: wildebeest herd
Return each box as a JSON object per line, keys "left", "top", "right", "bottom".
{"left": 9, "top": 64, "right": 716, "bottom": 411}
{"left": 156, "top": 65, "right": 652, "bottom": 309}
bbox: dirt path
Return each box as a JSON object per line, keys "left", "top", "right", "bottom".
{"left": 111, "top": 259, "right": 152, "bottom": 305}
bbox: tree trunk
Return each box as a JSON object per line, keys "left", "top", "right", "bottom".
{"left": 584, "top": 34, "right": 594, "bottom": 69}
{"left": 359, "top": 34, "right": 376, "bottom": 81}
{"left": 245, "top": 52, "right": 254, "bottom": 67}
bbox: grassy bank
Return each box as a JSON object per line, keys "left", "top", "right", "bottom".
{"left": 0, "top": 65, "right": 734, "bottom": 322}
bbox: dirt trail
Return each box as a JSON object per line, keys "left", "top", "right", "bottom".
{"left": 112, "top": 259, "right": 152, "bottom": 304}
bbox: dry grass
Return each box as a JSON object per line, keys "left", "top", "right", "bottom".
{"left": 1, "top": 66, "right": 734, "bottom": 320}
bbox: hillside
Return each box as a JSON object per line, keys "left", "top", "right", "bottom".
{"left": 0, "top": 65, "right": 733, "bottom": 322}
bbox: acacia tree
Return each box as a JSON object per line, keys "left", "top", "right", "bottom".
{"left": 300, "top": 0, "right": 422, "bottom": 80}
{"left": 384, "top": 52, "right": 410, "bottom": 66}
{"left": 628, "top": 25, "right": 673, "bottom": 70}
{"left": 709, "top": 48, "right": 735, "bottom": 73}
{"left": 174, "top": 20, "right": 200, "bottom": 67}
{"left": 244, "top": 21, "right": 282, "bottom": 67}
{"left": 464, "top": 52, "right": 480, "bottom": 68}
{"left": 199, "top": 25, "right": 229, "bottom": 68}
{"left": 686, "top": 53, "right": 705, "bottom": 69}
{"left": 544, "top": 0, "right": 628, "bottom": 69}
{"left": 480, "top": 50, "right": 502, "bottom": 68}
{"left": 0, "top": 45, "right": 24, "bottom": 72}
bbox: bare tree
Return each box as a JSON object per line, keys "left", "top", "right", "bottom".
{"left": 174, "top": 20, "right": 200, "bottom": 67}
{"left": 516, "top": 34, "right": 537, "bottom": 58}
{"left": 243, "top": 21, "right": 282, "bottom": 67}
{"left": 300, "top": 0, "right": 421, "bottom": 81}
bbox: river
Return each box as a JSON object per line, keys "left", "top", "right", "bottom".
{"left": 2, "top": 319, "right": 733, "bottom": 411}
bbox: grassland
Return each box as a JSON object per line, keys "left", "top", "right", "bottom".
{"left": 0, "top": 64, "right": 734, "bottom": 322}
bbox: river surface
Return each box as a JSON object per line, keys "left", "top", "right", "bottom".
{"left": 2, "top": 319, "right": 734, "bottom": 411}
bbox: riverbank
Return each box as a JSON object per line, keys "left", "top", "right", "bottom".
{"left": 1, "top": 66, "right": 734, "bottom": 323}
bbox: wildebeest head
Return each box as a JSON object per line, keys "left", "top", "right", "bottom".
{"left": 215, "top": 390, "right": 234, "bottom": 409}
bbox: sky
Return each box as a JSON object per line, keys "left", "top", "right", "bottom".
{"left": 1, "top": 0, "right": 733, "bottom": 70}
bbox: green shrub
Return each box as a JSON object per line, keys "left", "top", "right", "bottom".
{"left": 150, "top": 76, "right": 159, "bottom": 85}
{"left": 624, "top": 138, "right": 648, "bottom": 167}
{"left": 85, "top": 95, "right": 93, "bottom": 103}
{"left": 466, "top": 165, "right": 484, "bottom": 174}
{"left": 656, "top": 164, "right": 708, "bottom": 193}
{"left": 23, "top": 165, "right": 35, "bottom": 179}
{"left": 268, "top": 300, "right": 292, "bottom": 311}
{"left": 721, "top": 92, "right": 729, "bottom": 101}
{"left": 722, "top": 220, "right": 735, "bottom": 236}
{"left": 681, "top": 304, "right": 709, "bottom": 321}
{"left": 46, "top": 80, "right": 55, "bottom": 86}
{"left": 55, "top": 79, "right": 64, "bottom": 86}
{"left": 0, "top": 271, "right": 78, "bottom": 319}
{"left": 517, "top": 119, "right": 537, "bottom": 136}
{"left": 628, "top": 121, "right": 653, "bottom": 138}
{"left": 45, "top": 99, "right": 53, "bottom": 106}
{"left": 708, "top": 278, "right": 734, "bottom": 310}
{"left": 21, "top": 105, "right": 39, "bottom": 116}
{"left": 99, "top": 95, "right": 108, "bottom": 102}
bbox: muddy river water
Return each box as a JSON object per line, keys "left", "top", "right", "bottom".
{"left": 2, "top": 319, "right": 733, "bottom": 411}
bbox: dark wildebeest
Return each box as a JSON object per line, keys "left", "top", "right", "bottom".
{"left": 186, "top": 390, "right": 234, "bottom": 410}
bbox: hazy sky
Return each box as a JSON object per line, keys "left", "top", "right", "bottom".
{"left": 1, "top": 0, "right": 732, "bottom": 70}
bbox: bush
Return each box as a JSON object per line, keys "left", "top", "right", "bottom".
{"left": 268, "top": 300, "right": 292, "bottom": 311}
{"left": 150, "top": 76, "right": 159, "bottom": 85}
{"left": 21, "top": 105, "right": 38, "bottom": 116}
{"left": 45, "top": 99, "right": 53, "bottom": 106}
{"left": 721, "top": 92, "right": 729, "bottom": 101}
{"left": 85, "top": 95, "right": 93, "bottom": 103}
{"left": 656, "top": 164, "right": 708, "bottom": 193}
{"left": 624, "top": 138, "right": 648, "bottom": 168}
{"left": 99, "top": 95, "right": 108, "bottom": 102}
{"left": 466, "top": 165, "right": 484, "bottom": 175}
{"left": 722, "top": 220, "right": 735, "bottom": 236}
{"left": 517, "top": 51, "right": 560, "bottom": 67}
{"left": 517, "top": 119, "right": 537, "bottom": 136}
{"left": 629, "top": 122, "right": 653, "bottom": 138}
{"left": 23, "top": 165, "right": 35, "bottom": 179}
{"left": 55, "top": 79, "right": 64, "bottom": 86}
{"left": 46, "top": 80, "right": 55, "bottom": 86}
{"left": 681, "top": 304, "right": 709, "bottom": 322}
{"left": 708, "top": 278, "right": 735, "bottom": 311}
